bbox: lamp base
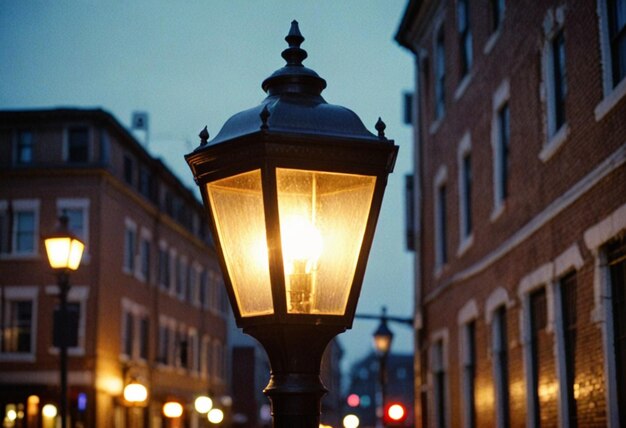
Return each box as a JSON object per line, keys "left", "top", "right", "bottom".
{"left": 244, "top": 324, "right": 344, "bottom": 428}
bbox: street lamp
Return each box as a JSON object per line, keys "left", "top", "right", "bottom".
{"left": 186, "top": 21, "right": 398, "bottom": 428}
{"left": 44, "top": 215, "right": 85, "bottom": 428}
{"left": 372, "top": 307, "right": 393, "bottom": 428}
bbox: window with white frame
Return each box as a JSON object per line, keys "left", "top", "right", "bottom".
{"left": 435, "top": 23, "right": 446, "bottom": 120}
{"left": 189, "top": 263, "right": 200, "bottom": 305}
{"left": 169, "top": 249, "right": 177, "bottom": 295}
{"left": 121, "top": 299, "right": 148, "bottom": 361}
{"left": 431, "top": 337, "right": 448, "bottom": 428}
{"left": 607, "top": 236, "right": 626, "bottom": 425}
{"left": 0, "top": 201, "right": 10, "bottom": 255}
{"left": 66, "top": 127, "right": 90, "bottom": 163}
{"left": 556, "top": 271, "right": 578, "bottom": 427}
{"left": 176, "top": 326, "right": 187, "bottom": 369}
{"left": 462, "top": 321, "right": 477, "bottom": 428}
{"left": 201, "top": 335, "right": 210, "bottom": 379}
{"left": 15, "top": 130, "right": 34, "bottom": 165}
{"left": 138, "top": 229, "right": 152, "bottom": 283}
{"left": 189, "top": 329, "right": 199, "bottom": 374}
{"left": 457, "top": 0, "right": 473, "bottom": 78}
{"left": 157, "top": 321, "right": 169, "bottom": 365}
{"left": 492, "top": 305, "right": 510, "bottom": 428}
{"left": 57, "top": 198, "right": 90, "bottom": 255}
{"left": 458, "top": 300, "right": 478, "bottom": 428}
{"left": 584, "top": 204, "right": 626, "bottom": 427}
{"left": 213, "top": 340, "right": 225, "bottom": 382}
{"left": 490, "top": 0, "right": 505, "bottom": 34}
{"left": 123, "top": 219, "right": 137, "bottom": 274}
{"left": 139, "top": 315, "right": 149, "bottom": 361}
{"left": 14, "top": 200, "right": 40, "bottom": 256}
{"left": 491, "top": 81, "right": 510, "bottom": 218}
{"left": 434, "top": 166, "right": 448, "bottom": 271}
{"left": 596, "top": 0, "right": 626, "bottom": 119}
{"left": 200, "top": 268, "right": 209, "bottom": 309}
{"left": 0, "top": 286, "right": 38, "bottom": 360}
{"left": 457, "top": 134, "right": 473, "bottom": 253}
{"left": 158, "top": 241, "right": 170, "bottom": 291}
{"left": 175, "top": 255, "right": 186, "bottom": 299}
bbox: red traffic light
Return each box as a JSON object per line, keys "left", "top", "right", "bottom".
{"left": 384, "top": 402, "right": 407, "bottom": 424}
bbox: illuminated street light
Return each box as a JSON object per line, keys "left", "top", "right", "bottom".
{"left": 44, "top": 215, "right": 85, "bottom": 428}
{"left": 207, "top": 408, "right": 224, "bottom": 424}
{"left": 186, "top": 20, "right": 397, "bottom": 428}
{"left": 163, "top": 402, "right": 183, "bottom": 418}
{"left": 194, "top": 395, "right": 213, "bottom": 414}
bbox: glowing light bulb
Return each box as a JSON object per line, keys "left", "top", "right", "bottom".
{"left": 281, "top": 216, "right": 323, "bottom": 313}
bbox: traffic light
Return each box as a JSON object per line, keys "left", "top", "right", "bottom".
{"left": 384, "top": 401, "right": 407, "bottom": 426}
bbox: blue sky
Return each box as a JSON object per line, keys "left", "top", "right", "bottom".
{"left": 0, "top": 0, "right": 415, "bottom": 373}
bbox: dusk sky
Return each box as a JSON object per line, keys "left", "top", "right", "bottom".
{"left": 0, "top": 1, "right": 415, "bottom": 373}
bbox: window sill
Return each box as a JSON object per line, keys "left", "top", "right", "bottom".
{"left": 49, "top": 346, "right": 85, "bottom": 357}
{"left": 429, "top": 117, "right": 444, "bottom": 135}
{"left": 0, "top": 353, "right": 36, "bottom": 362}
{"left": 484, "top": 29, "right": 502, "bottom": 55}
{"left": 457, "top": 234, "right": 474, "bottom": 257}
{"left": 539, "top": 123, "right": 570, "bottom": 163}
{"left": 0, "top": 253, "right": 39, "bottom": 261}
{"left": 454, "top": 74, "right": 473, "bottom": 101}
{"left": 490, "top": 202, "right": 505, "bottom": 222}
{"left": 594, "top": 77, "right": 626, "bottom": 121}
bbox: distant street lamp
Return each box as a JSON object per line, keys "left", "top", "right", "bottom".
{"left": 186, "top": 21, "right": 398, "bottom": 428}
{"left": 44, "top": 215, "right": 85, "bottom": 428}
{"left": 373, "top": 308, "right": 394, "bottom": 428}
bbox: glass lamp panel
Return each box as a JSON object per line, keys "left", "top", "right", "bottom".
{"left": 206, "top": 170, "right": 273, "bottom": 317}
{"left": 276, "top": 168, "right": 376, "bottom": 315}
{"left": 68, "top": 240, "right": 85, "bottom": 270}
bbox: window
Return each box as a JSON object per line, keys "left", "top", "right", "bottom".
{"left": 12, "top": 200, "right": 40, "bottom": 256}
{"left": 201, "top": 336, "right": 210, "bottom": 378}
{"left": 491, "top": 82, "right": 510, "bottom": 218}
{"left": 432, "top": 339, "right": 447, "bottom": 428}
{"left": 608, "top": 0, "right": 626, "bottom": 87}
{"left": 557, "top": 272, "right": 578, "bottom": 427}
{"left": 158, "top": 321, "right": 170, "bottom": 365}
{"left": 462, "top": 321, "right": 476, "bottom": 428}
{"left": 57, "top": 198, "right": 90, "bottom": 253}
{"left": 405, "top": 174, "right": 416, "bottom": 251}
{"left": 2, "top": 300, "right": 32, "bottom": 353}
{"left": 138, "top": 231, "right": 151, "bottom": 283}
{"left": 550, "top": 30, "right": 567, "bottom": 134}
{"left": 67, "top": 127, "right": 89, "bottom": 163}
{"left": 490, "top": 0, "right": 505, "bottom": 33}
{"left": 608, "top": 237, "right": 626, "bottom": 425}
{"left": 435, "top": 178, "right": 448, "bottom": 269}
{"left": 123, "top": 155, "right": 134, "bottom": 185}
{"left": 176, "top": 257, "right": 187, "bottom": 300}
{"left": 139, "top": 166, "right": 154, "bottom": 201}
{"left": 457, "top": 0, "right": 473, "bottom": 78}
{"left": 492, "top": 306, "right": 510, "bottom": 428}
{"left": 139, "top": 316, "right": 149, "bottom": 360}
{"left": 496, "top": 104, "right": 510, "bottom": 201}
{"left": 199, "top": 268, "right": 208, "bottom": 308}
{"left": 189, "top": 330, "right": 199, "bottom": 373}
{"left": 529, "top": 288, "right": 547, "bottom": 427}
{"left": 16, "top": 130, "right": 33, "bottom": 165}
{"left": 123, "top": 311, "right": 134, "bottom": 357}
{"left": 435, "top": 25, "right": 446, "bottom": 120}
{"left": 0, "top": 286, "right": 37, "bottom": 359}
{"left": 0, "top": 203, "right": 9, "bottom": 255}
{"left": 123, "top": 220, "right": 137, "bottom": 274}
{"left": 177, "top": 329, "right": 188, "bottom": 369}
{"left": 458, "top": 134, "right": 473, "bottom": 252}
{"left": 188, "top": 264, "right": 198, "bottom": 304}
{"left": 158, "top": 243, "right": 170, "bottom": 290}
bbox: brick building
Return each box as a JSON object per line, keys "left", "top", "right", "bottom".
{"left": 396, "top": 1, "right": 625, "bottom": 427}
{"left": 0, "top": 108, "right": 229, "bottom": 427}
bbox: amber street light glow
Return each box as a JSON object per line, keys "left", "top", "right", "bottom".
{"left": 163, "top": 402, "right": 183, "bottom": 418}
{"left": 123, "top": 381, "right": 148, "bottom": 404}
{"left": 42, "top": 404, "right": 58, "bottom": 418}
{"left": 194, "top": 396, "right": 213, "bottom": 414}
{"left": 207, "top": 408, "right": 224, "bottom": 424}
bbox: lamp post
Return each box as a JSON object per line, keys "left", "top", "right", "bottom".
{"left": 186, "top": 21, "right": 398, "bottom": 428}
{"left": 372, "top": 308, "right": 393, "bottom": 428}
{"left": 44, "top": 215, "right": 85, "bottom": 428}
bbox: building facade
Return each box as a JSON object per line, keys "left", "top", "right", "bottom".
{"left": 0, "top": 108, "right": 229, "bottom": 427}
{"left": 397, "top": 1, "right": 625, "bottom": 427}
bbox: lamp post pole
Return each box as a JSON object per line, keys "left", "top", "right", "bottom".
{"left": 58, "top": 271, "right": 70, "bottom": 428}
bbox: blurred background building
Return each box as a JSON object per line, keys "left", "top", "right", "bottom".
{"left": 397, "top": 0, "right": 625, "bottom": 426}
{"left": 0, "top": 108, "right": 229, "bottom": 427}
